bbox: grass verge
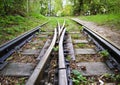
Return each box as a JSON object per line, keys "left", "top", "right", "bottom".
{"left": 79, "top": 14, "right": 120, "bottom": 30}
{"left": 0, "top": 14, "right": 48, "bottom": 45}
{"left": 0, "top": 15, "right": 81, "bottom": 45}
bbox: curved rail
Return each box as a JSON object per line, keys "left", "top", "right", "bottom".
{"left": 59, "top": 28, "right": 68, "bottom": 85}
{"left": 26, "top": 28, "right": 57, "bottom": 85}
{"left": 59, "top": 20, "right": 65, "bottom": 36}
{"left": 0, "top": 22, "right": 48, "bottom": 65}
{"left": 57, "top": 21, "right": 61, "bottom": 36}
{"left": 57, "top": 20, "right": 65, "bottom": 37}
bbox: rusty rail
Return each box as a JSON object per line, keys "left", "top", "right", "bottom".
{"left": 59, "top": 28, "right": 68, "bottom": 85}
{"left": 26, "top": 28, "right": 57, "bottom": 85}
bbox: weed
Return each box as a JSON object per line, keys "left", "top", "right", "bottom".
{"left": 35, "top": 32, "right": 39, "bottom": 35}
{"left": 78, "top": 26, "right": 83, "bottom": 32}
{"left": 79, "top": 14, "right": 120, "bottom": 29}
{"left": 77, "top": 43, "right": 86, "bottom": 48}
{"left": 53, "top": 46, "right": 59, "bottom": 52}
{"left": 72, "top": 34, "right": 80, "bottom": 39}
{"left": 48, "top": 32, "right": 53, "bottom": 36}
{"left": 30, "top": 13, "right": 46, "bottom": 19}
{"left": 66, "top": 55, "right": 71, "bottom": 61}
{"left": 6, "top": 35, "right": 15, "bottom": 40}
{"left": 0, "top": 14, "right": 47, "bottom": 45}
{"left": 115, "top": 74, "right": 120, "bottom": 81}
{"left": 17, "top": 77, "right": 26, "bottom": 85}
{"left": 39, "top": 37, "right": 46, "bottom": 41}
{"left": 102, "top": 73, "right": 120, "bottom": 82}
{"left": 99, "top": 50, "right": 109, "bottom": 59}
{"left": 0, "top": 16, "right": 81, "bottom": 46}
{"left": 72, "top": 70, "right": 88, "bottom": 85}
{"left": 3, "top": 28, "right": 15, "bottom": 34}
{"left": 40, "top": 28, "right": 46, "bottom": 32}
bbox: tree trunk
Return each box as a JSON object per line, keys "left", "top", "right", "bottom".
{"left": 27, "top": 0, "right": 29, "bottom": 13}
{"left": 79, "top": 0, "right": 83, "bottom": 14}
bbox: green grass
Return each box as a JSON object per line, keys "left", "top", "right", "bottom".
{"left": 44, "top": 17, "right": 81, "bottom": 33}
{"left": 0, "top": 14, "right": 47, "bottom": 45}
{"left": 65, "top": 18, "right": 82, "bottom": 32}
{"left": 79, "top": 14, "right": 120, "bottom": 29}
{"left": 77, "top": 43, "right": 86, "bottom": 48}
{"left": 0, "top": 15, "right": 81, "bottom": 45}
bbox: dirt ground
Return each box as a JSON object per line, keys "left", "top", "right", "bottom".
{"left": 72, "top": 18, "right": 120, "bottom": 49}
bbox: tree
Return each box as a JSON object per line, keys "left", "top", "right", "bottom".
{"left": 0, "top": 0, "right": 26, "bottom": 16}
{"left": 68, "top": 0, "right": 120, "bottom": 15}
{"left": 54, "top": 0, "right": 63, "bottom": 16}
{"left": 39, "top": 0, "right": 48, "bottom": 15}
{"left": 62, "top": 5, "right": 73, "bottom": 16}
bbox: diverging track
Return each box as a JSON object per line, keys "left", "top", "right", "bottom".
{"left": 0, "top": 20, "right": 71, "bottom": 85}
{"left": 0, "top": 19, "right": 120, "bottom": 85}
{"left": 26, "top": 20, "right": 71, "bottom": 85}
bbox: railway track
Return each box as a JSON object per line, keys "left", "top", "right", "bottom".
{"left": 0, "top": 19, "right": 120, "bottom": 85}
{"left": 72, "top": 18, "right": 120, "bottom": 71}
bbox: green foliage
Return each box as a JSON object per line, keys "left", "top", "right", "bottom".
{"left": 65, "top": 19, "right": 81, "bottom": 32}
{"left": 34, "top": 0, "right": 48, "bottom": 15}
{"left": 29, "top": 13, "right": 46, "bottom": 19}
{"left": 103, "top": 73, "right": 120, "bottom": 82}
{"left": 40, "top": 29, "right": 46, "bottom": 32}
{"left": 53, "top": 46, "right": 59, "bottom": 52}
{"left": 72, "top": 34, "right": 80, "bottom": 39}
{"left": 79, "top": 14, "right": 120, "bottom": 29}
{"left": 0, "top": 0, "right": 120, "bottom": 16}
{"left": 62, "top": 5, "right": 73, "bottom": 16}
{"left": 0, "top": 0, "right": 26, "bottom": 16}
{"left": 106, "top": 0, "right": 120, "bottom": 14}
{"left": 0, "top": 14, "right": 47, "bottom": 45}
{"left": 54, "top": 0, "right": 63, "bottom": 15}
{"left": 99, "top": 50, "right": 109, "bottom": 58}
{"left": 16, "top": 77, "right": 26, "bottom": 85}
{"left": 0, "top": 15, "right": 25, "bottom": 27}
{"left": 78, "top": 26, "right": 83, "bottom": 31}
{"left": 72, "top": 70, "right": 88, "bottom": 85}
{"left": 77, "top": 43, "right": 86, "bottom": 48}
{"left": 67, "top": 0, "right": 120, "bottom": 15}
{"left": 72, "top": 70, "right": 81, "bottom": 76}
{"left": 72, "top": 78, "right": 80, "bottom": 85}
{"left": 16, "top": 83, "right": 21, "bottom": 85}
{"left": 66, "top": 55, "right": 71, "bottom": 61}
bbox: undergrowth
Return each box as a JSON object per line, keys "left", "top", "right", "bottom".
{"left": 0, "top": 14, "right": 47, "bottom": 45}
{"left": 0, "top": 15, "right": 81, "bottom": 45}
{"left": 79, "top": 14, "right": 120, "bottom": 30}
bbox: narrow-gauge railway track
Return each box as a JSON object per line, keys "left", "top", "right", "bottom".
{"left": 0, "top": 22, "right": 48, "bottom": 70}
{"left": 26, "top": 21, "right": 70, "bottom": 85}
{"left": 0, "top": 20, "right": 71, "bottom": 85}
{"left": 0, "top": 19, "right": 120, "bottom": 85}
{"left": 70, "top": 18, "right": 120, "bottom": 84}
{"left": 71, "top": 18, "right": 120, "bottom": 72}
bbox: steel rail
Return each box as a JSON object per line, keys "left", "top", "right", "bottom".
{"left": 71, "top": 18, "right": 120, "bottom": 50}
{"left": 59, "top": 28, "right": 68, "bottom": 85}
{"left": 57, "top": 20, "right": 65, "bottom": 37}
{"left": 57, "top": 21, "right": 61, "bottom": 36}
{"left": 0, "top": 22, "right": 48, "bottom": 65}
{"left": 83, "top": 27, "right": 120, "bottom": 70}
{"left": 26, "top": 28, "right": 57, "bottom": 85}
{"left": 59, "top": 20, "right": 65, "bottom": 36}
{"left": 72, "top": 19, "right": 120, "bottom": 71}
